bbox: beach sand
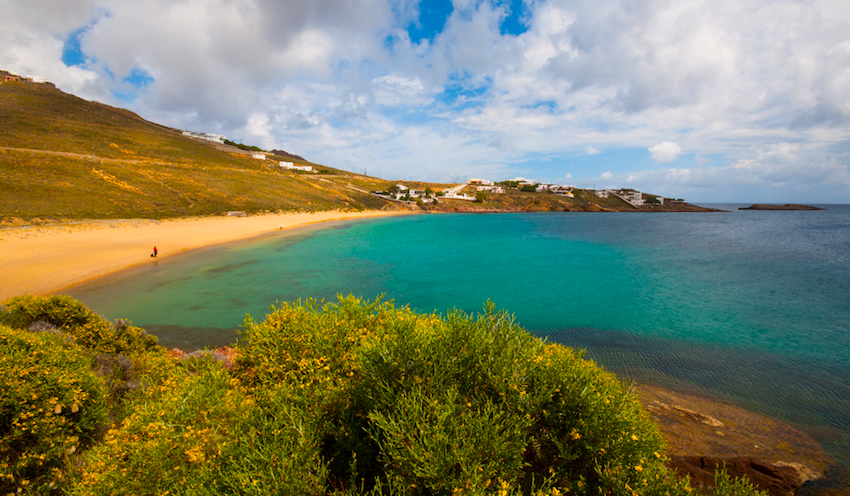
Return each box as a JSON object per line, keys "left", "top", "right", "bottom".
{"left": 0, "top": 210, "right": 409, "bottom": 301}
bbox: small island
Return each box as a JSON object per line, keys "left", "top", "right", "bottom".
{"left": 739, "top": 204, "right": 825, "bottom": 210}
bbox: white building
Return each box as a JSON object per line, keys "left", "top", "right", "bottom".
{"left": 182, "top": 130, "right": 226, "bottom": 144}
{"left": 612, "top": 189, "right": 644, "bottom": 206}
{"left": 467, "top": 178, "right": 494, "bottom": 186}
{"left": 550, "top": 186, "right": 574, "bottom": 197}
{"left": 280, "top": 162, "right": 313, "bottom": 172}
{"left": 442, "top": 193, "right": 475, "bottom": 201}
{"left": 251, "top": 153, "right": 266, "bottom": 160}
{"left": 477, "top": 185, "right": 504, "bottom": 193}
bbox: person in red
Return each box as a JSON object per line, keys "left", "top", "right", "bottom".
{"left": 152, "top": 246, "right": 158, "bottom": 258}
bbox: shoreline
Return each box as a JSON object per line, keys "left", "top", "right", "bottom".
{"left": 0, "top": 210, "right": 411, "bottom": 301}
{"left": 1, "top": 209, "right": 838, "bottom": 493}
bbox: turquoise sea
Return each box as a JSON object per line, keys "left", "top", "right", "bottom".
{"left": 66, "top": 205, "right": 850, "bottom": 467}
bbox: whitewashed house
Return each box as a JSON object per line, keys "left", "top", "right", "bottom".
{"left": 610, "top": 189, "right": 645, "bottom": 206}
{"left": 550, "top": 186, "right": 574, "bottom": 197}
{"left": 280, "top": 162, "right": 313, "bottom": 172}
{"left": 182, "top": 131, "right": 226, "bottom": 144}
{"left": 251, "top": 153, "right": 266, "bottom": 160}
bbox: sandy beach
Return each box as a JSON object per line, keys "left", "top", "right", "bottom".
{"left": 0, "top": 210, "right": 409, "bottom": 301}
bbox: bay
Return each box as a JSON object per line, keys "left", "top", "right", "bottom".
{"left": 66, "top": 205, "right": 850, "bottom": 465}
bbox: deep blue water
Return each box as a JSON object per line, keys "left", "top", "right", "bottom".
{"left": 66, "top": 205, "right": 850, "bottom": 465}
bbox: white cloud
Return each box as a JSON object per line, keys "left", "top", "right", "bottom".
{"left": 649, "top": 142, "right": 682, "bottom": 163}
{"left": 1, "top": 0, "right": 849, "bottom": 201}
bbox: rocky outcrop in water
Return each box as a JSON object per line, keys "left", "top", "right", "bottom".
{"left": 739, "top": 204, "right": 825, "bottom": 210}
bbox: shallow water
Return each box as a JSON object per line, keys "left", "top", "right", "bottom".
{"left": 67, "top": 205, "right": 850, "bottom": 465}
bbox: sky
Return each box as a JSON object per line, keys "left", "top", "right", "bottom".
{"left": 2, "top": 0, "right": 849, "bottom": 202}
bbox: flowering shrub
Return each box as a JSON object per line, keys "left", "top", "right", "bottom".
{"left": 0, "top": 295, "right": 157, "bottom": 355}
{"left": 0, "top": 325, "right": 107, "bottom": 494}
{"left": 231, "top": 296, "right": 691, "bottom": 495}
{"left": 52, "top": 295, "right": 764, "bottom": 496}
{"left": 67, "top": 352, "right": 328, "bottom": 496}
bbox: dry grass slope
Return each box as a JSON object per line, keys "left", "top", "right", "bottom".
{"left": 0, "top": 83, "right": 396, "bottom": 223}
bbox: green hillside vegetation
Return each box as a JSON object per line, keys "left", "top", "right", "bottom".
{"left": 0, "top": 82, "right": 398, "bottom": 224}
{"left": 1, "top": 82, "right": 712, "bottom": 224}
{"left": 0, "top": 295, "right": 766, "bottom": 496}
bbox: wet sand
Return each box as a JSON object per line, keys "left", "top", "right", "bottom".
{"left": 0, "top": 210, "right": 409, "bottom": 301}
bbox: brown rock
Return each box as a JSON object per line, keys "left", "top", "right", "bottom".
{"left": 638, "top": 385, "right": 833, "bottom": 495}
{"left": 213, "top": 346, "right": 237, "bottom": 370}
{"left": 739, "top": 204, "right": 824, "bottom": 211}
{"left": 166, "top": 348, "right": 187, "bottom": 360}
{"left": 669, "top": 456, "right": 807, "bottom": 496}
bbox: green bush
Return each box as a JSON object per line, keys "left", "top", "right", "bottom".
{"left": 67, "top": 351, "right": 328, "bottom": 496}
{"left": 62, "top": 296, "right": 767, "bottom": 496}
{"left": 231, "top": 296, "right": 690, "bottom": 495}
{"left": 0, "top": 295, "right": 157, "bottom": 355}
{"left": 712, "top": 465, "right": 768, "bottom": 496}
{"left": 0, "top": 325, "right": 108, "bottom": 494}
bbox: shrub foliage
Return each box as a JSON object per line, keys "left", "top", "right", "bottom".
{"left": 0, "top": 326, "right": 107, "bottom": 493}
{"left": 0, "top": 295, "right": 157, "bottom": 355}
{"left": 0, "top": 295, "right": 765, "bottom": 495}
{"left": 68, "top": 296, "right": 690, "bottom": 495}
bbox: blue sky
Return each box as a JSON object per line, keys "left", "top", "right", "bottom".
{"left": 2, "top": 0, "right": 849, "bottom": 202}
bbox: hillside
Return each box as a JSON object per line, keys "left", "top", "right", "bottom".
{"left": 0, "top": 81, "right": 714, "bottom": 224}
{"left": 0, "top": 82, "right": 399, "bottom": 224}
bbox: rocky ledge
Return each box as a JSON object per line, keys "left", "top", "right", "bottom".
{"left": 638, "top": 385, "right": 834, "bottom": 496}
{"left": 739, "top": 204, "right": 825, "bottom": 210}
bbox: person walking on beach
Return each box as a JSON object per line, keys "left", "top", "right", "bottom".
{"left": 152, "top": 246, "right": 158, "bottom": 258}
